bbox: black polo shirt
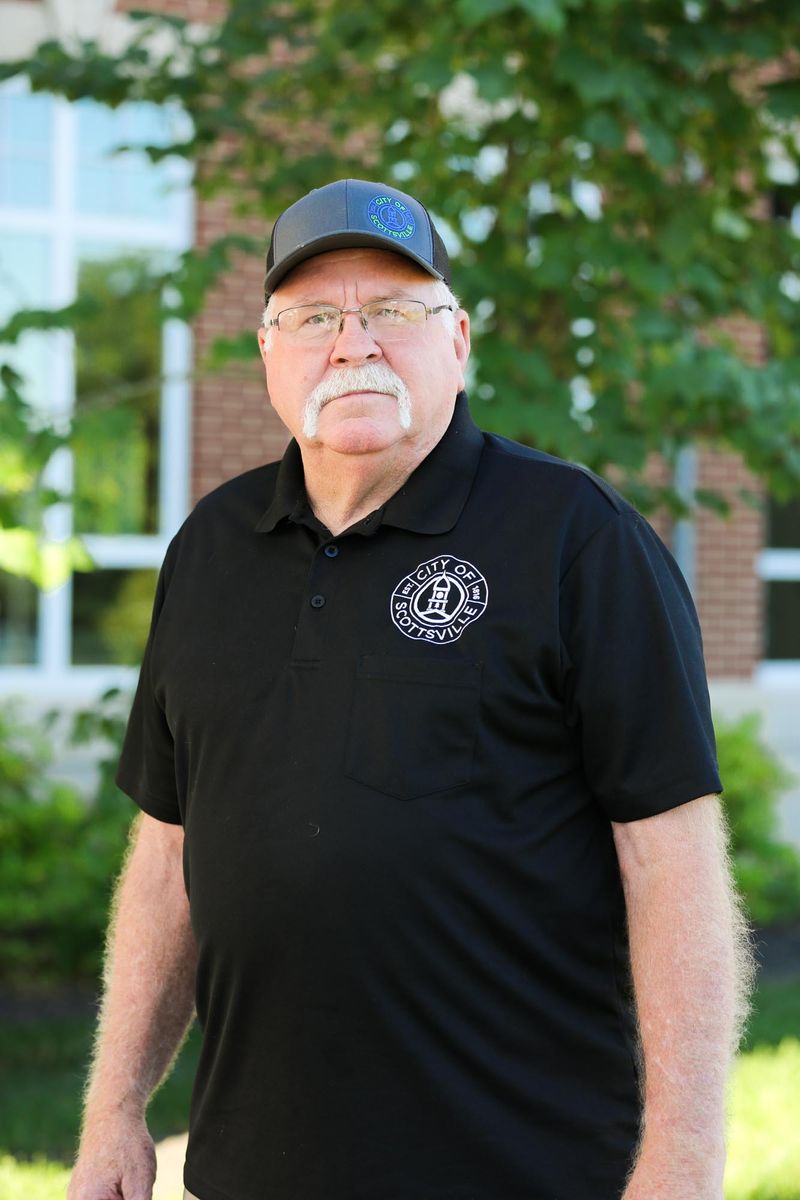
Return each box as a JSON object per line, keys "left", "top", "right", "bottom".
{"left": 117, "top": 391, "right": 722, "bottom": 1200}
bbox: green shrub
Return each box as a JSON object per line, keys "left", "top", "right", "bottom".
{"left": 715, "top": 712, "right": 800, "bottom": 927}
{"left": 0, "top": 692, "right": 134, "bottom": 986}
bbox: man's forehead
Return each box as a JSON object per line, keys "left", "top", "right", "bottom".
{"left": 276, "top": 247, "right": 436, "bottom": 296}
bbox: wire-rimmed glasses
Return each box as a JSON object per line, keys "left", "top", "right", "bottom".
{"left": 267, "top": 298, "right": 454, "bottom": 344}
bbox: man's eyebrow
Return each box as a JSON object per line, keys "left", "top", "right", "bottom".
{"left": 275, "top": 295, "right": 325, "bottom": 306}
{"left": 368, "top": 290, "right": 426, "bottom": 301}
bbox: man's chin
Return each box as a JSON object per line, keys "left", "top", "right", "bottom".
{"left": 306, "top": 409, "right": 413, "bottom": 446}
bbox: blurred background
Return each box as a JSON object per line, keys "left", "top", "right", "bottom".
{"left": 0, "top": 1, "right": 799, "bottom": 1197}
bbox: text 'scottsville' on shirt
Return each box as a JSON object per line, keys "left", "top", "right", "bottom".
{"left": 117, "top": 391, "right": 722, "bottom": 1200}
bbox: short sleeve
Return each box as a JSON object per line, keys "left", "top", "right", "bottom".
{"left": 559, "top": 509, "right": 722, "bottom": 822}
{"left": 115, "top": 557, "right": 182, "bottom": 824}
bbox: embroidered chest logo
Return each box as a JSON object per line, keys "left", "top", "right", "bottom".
{"left": 390, "top": 555, "right": 489, "bottom": 643}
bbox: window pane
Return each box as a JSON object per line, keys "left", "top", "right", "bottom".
{"left": 75, "top": 99, "right": 180, "bottom": 221}
{"left": 0, "top": 230, "right": 51, "bottom": 411}
{"left": 767, "top": 497, "right": 800, "bottom": 550}
{"left": 71, "top": 568, "right": 158, "bottom": 665}
{"left": 0, "top": 90, "right": 53, "bottom": 209}
{"left": 766, "top": 581, "right": 800, "bottom": 660}
{"left": 0, "top": 229, "right": 50, "bottom": 315}
{"left": 72, "top": 248, "right": 162, "bottom": 535}
{"left": 0, "top": 572, "right": 38, "bottom": 665}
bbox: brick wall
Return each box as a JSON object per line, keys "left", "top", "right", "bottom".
{"left": 116, "top": 0, "right": 227, "bottom": 21}
{"left": 695, "top": 450, "right": 764, "bottom": 678}
{"left": 191, "top": 194, "right": 289, "bottom": 504}
{"left": 694, "top": 315, "right": 767, "bottom": 678}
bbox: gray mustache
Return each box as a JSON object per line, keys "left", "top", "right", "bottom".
{"left": 301, "top": 364, "right": 413, "bottom": 438}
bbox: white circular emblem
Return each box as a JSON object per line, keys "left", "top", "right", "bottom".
{"left": 390, "top": 555, "right": 488, "bottom": 643}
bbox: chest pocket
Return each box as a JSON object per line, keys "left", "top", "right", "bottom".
{"left": 344, "top": 655, "right": 482, "bottom": 801}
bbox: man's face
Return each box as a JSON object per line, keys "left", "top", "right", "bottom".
{"left": 257, "top": 248, "right": 470, "bottom": 456}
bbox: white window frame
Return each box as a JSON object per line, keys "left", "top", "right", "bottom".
{"left": 0, "top": 81, "right": 193, "bottom": 702}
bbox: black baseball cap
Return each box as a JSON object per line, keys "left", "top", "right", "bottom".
{"left": 264, "top": 178, "right": 451, "bottom": 300}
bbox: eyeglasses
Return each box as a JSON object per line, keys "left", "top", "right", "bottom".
{"left": 268, "top": 298, "right": 455, "bottom": 344}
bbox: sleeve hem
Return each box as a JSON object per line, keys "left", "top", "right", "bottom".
{"left": 116, "top": 770, "right": 182, "bottom": 825}
{"left": 604, "top": 772, "right": 723, "bottom": 823}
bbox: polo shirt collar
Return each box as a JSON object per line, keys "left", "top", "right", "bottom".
{"left": 255, "top": 438, "right": 313, "bottom": 534}
{"left": 255, "top": 391, "right": 484, "bottom": 537}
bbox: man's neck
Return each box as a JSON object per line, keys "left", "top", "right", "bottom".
{"left": 298, "top": 429, "right": 443, "bottom": 537}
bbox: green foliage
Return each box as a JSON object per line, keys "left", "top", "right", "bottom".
{"left": 71, "top": 254, "right": 164, "bottom": 536}
{"left": 716, "top": 712, "right": 800, "bottom": 927}
{"left": 72, "top": 567, "right": 159, "bottom": 665}
{"left": 0, "top": 0, "right": 799, "bottom": 523}
{"left": 0, "top": 362, "right": 93, "bottom": 589}
{"left": 742, "top": 976, "right": 800, "bottom": 1053}
{"left": 0, "top": 251, "right": 173, "bottom": 586}
{"left": 0, "top": 693, "right": 135, "bottom": 986}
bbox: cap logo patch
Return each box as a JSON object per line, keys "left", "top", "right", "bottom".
{"left": 367, "top": 195, "right": 416, "bottom": 241}
{"left": 391, "top": 555, "right": 488, "bottom": 643}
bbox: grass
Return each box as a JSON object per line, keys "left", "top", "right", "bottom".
{"left": 725, "top": 1039, "right": 800, "bottom": 1200}
{"left": 0, "top": 977, "right": 798, "bottom": 1199}
{"left": 720, "top": 973, "right": 800, "bottom": 1198}
{"left": 0, "top": 1155, "right": 72, "bottom": 1200}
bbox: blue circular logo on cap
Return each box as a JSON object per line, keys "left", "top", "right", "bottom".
{"left": 367, "top": 195, "right": 416, "bottom": 240}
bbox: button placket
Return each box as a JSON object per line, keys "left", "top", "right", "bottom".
{"left": 311, "top": 542, "right": 341, "bottom": 606}
{"left": 290, "top": 539, "right": 346, "bottom": 659}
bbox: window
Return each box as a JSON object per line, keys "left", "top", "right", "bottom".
{"left": 759, "top": 497, "right": 800, "bottom": 677}
{"left": 0, "top": 83, "right": 192, "bottom": 696}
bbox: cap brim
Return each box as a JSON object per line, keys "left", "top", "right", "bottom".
{"left": 265, "top": 230, "right": 445, "bottom": 295}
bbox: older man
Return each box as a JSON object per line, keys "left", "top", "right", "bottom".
{"left": 68, "top": 179, "right": 753, "bottom": 1200}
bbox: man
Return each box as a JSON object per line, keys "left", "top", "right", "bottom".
{"left": 68, "top": 178, "right": 754, "bottom": 1200}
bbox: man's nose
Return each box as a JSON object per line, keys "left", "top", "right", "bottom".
{"left": 329, "top": 311, "right": 383, "bottom": 366}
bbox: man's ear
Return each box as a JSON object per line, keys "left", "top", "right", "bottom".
{"left": 257, "top": 326, "right": 270, "bottom": 365}
{"left": 454, "top": 309, "right": 471, "bottom": 388}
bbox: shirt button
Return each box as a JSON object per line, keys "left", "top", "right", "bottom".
{"left": 324, "top": 544, "right": 339, "bottom": 557}
{"left": 310, "top": 594, "right": 326, "bottom": 608}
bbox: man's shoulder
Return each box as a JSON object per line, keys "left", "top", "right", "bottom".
{"left": 479, "top": 430, "right": 633, "bottom": 517}
{"left": 163, "top": 460, "right": 282, "bottom": 571}
{"left": 190, "top": 460, "right": 282, "bottom": 525}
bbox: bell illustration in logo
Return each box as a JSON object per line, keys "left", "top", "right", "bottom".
{"left": 418, "top": 573, "right": 453, "bottom": 621}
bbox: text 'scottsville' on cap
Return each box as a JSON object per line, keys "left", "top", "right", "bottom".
{"left": 264, "top": 178, "right": 452, "bottom": 301}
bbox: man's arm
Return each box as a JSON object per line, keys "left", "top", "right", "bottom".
{"left": 68, "top": 811, "right": 198, "bottom": 1200}
{"left": 612, "top": 793, "right": 757, "bottom": 1200}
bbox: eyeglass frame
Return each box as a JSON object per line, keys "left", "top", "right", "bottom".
{"left": 266, "top": 298, "right": 456, "bottom": 339}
